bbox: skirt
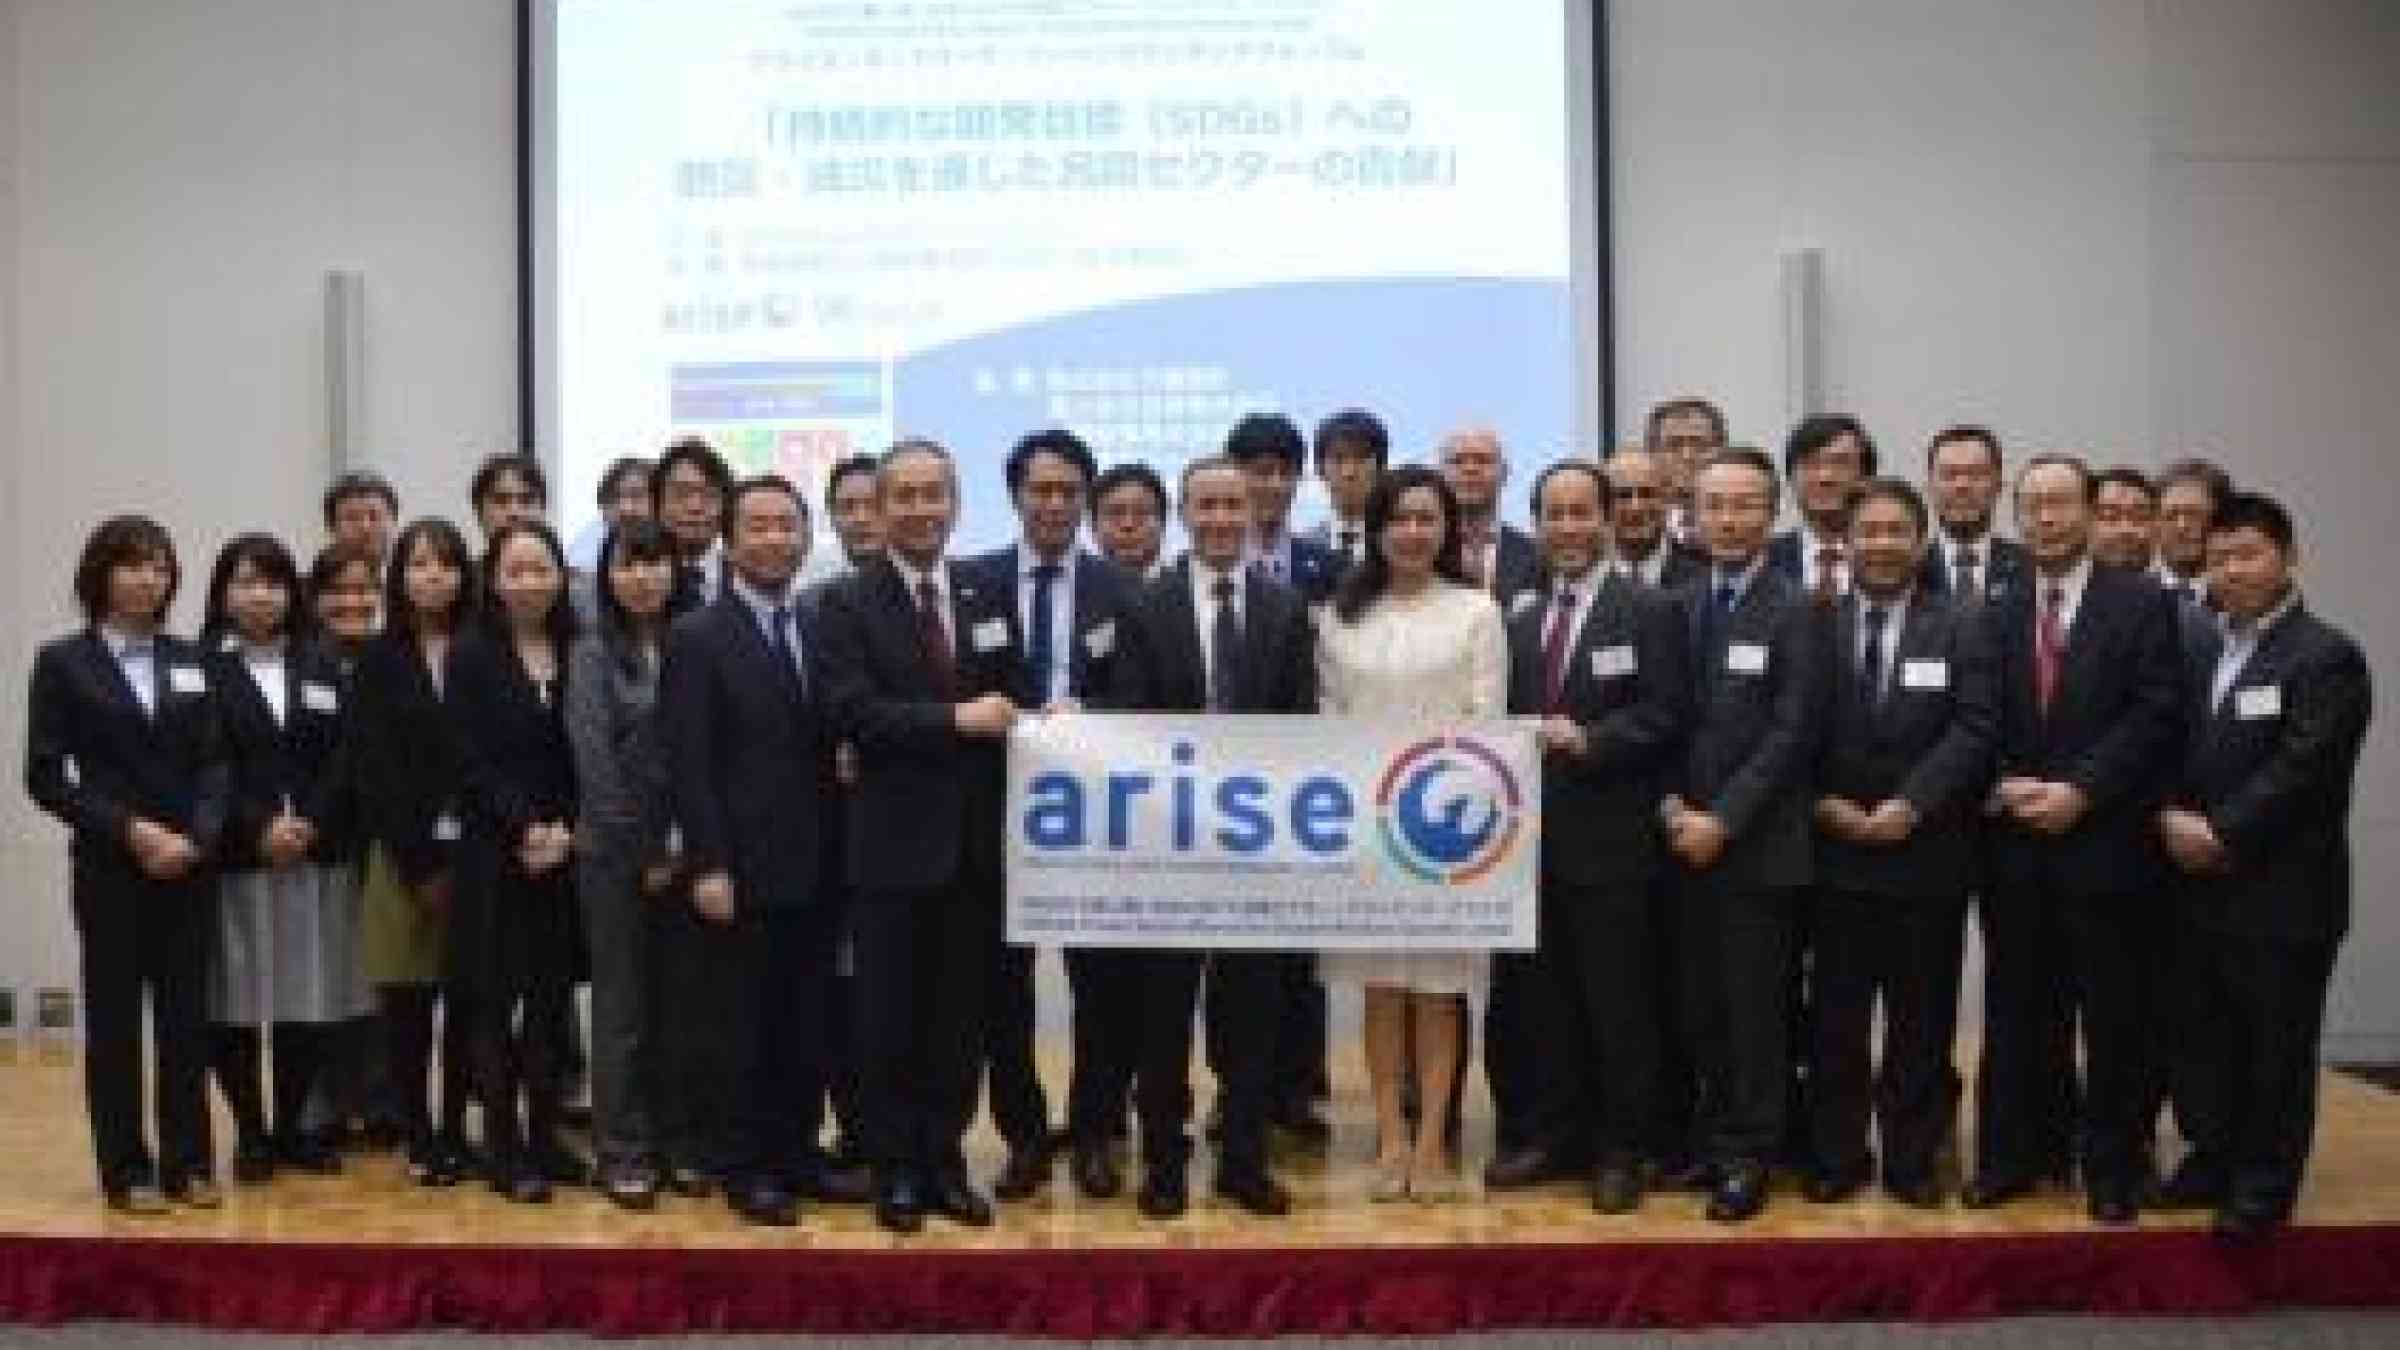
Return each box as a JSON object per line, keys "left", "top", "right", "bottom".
{"left": 210, "top": 861, "right": 373, "bottom": 1025}
{"left": 1319, "top": 949, "right": 1488, "bottom": 999}
{"left": 360, "top": 843, "right": 444, "bottom": 987}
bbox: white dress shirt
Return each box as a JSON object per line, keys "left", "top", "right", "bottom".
{"left": 1797, "top": 526, "right": 1852, "bottom": 596}
{"left": 2034, "top": 554, "right": 2096, "bottom": 632}
{"left": 2210, "top": 589, "right": 2297, "bottom": 711}
{"left": 1014, "top": 545, "right": 1078, "bottom": 706}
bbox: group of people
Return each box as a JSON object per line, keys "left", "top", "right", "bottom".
{"left": 21, "top": 396, "right": 2372, "bottom": 1245}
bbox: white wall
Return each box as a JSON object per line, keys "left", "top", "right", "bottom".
{"left": 1611, "top": 0, "right": 2400, "bottom": 1058}
{"left": 4, "top": 0, "right": 2397, "bottom": 1055}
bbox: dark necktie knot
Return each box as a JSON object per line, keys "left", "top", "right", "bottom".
{"left": 1032, "top": 561, "right": 1062, "bottom": 584}
{"left": 1212, "top": 575, "right": 1236, "bottom": 604}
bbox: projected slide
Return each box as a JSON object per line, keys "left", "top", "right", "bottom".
{"left": 544, "top": 0, "right": 1582, "bottom": 547}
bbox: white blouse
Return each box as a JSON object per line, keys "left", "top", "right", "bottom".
{"left": 1316, "top": 578, "right": 1509, "bottom": 722}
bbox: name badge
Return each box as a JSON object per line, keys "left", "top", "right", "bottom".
{"left": 1592, "top": 644, "right": 1637, "bottom": 679}
{"left": 432, "top": 812, "right": 463, "bottom": 843}
{"left": 1509, "top": 589, "right": 1540, "bottom": 618}
{"left": 168, "top": 665, "right": 207, "bottom": 695}
{"left": 2235, "top": 685, "right": 2282, "bottom": 720}
{"left": 62, "top": 755, "right": 79, "bottom": 787}
{"left": 1901, "top": 659, "right": 1949, "bottom": 690}
{"left": 1726, "top": 642, "right": 1770, "bottom": 675}
{"left": 300, "top": 681, "right": 339, "bottom": 713}
{"left": 1083, "top": 620, "right": 1116, "bottom": 660}
{"left": 971, "top": 618, "right": 1009, "bottom": 653}
{"left": 663, "top": 823, "right": 684, "bottom": 857}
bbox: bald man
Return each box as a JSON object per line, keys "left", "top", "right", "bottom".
{"left": 1438, "top": 426, "right": 1540, "bottom": 599}
{"left": 1605, "top": 449, "right": 1710, "bottom": 590}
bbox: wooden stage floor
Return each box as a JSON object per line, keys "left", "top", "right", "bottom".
{"left": 4, "top": 1042, "right": 2398, "bottom": 1251}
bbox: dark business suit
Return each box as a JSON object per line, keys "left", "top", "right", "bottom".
{"left": 24, "top": 630, "right": 230, "bottom": 1196}
{"left": 2167, "top": 600, "right": 2371, "bottom": 1217}
{"left": 1976, "top": 563, "right": 2180, "bottom": 1202}
{"left": 1629, "top": 538, "right": 1709, "bottom": 1167}
{"left": 1807, "top": 592, "right": 1997, "bottom": 1188}
{"left": 1476, "top": 523, "right": 1543, "bottom": 600}
{"left": 207, "top": 636, "right": 361, "bottom": 1149}
{"left": 1920, "top": 535, "right": 2032, "bottom": 610}
{"left": 1499, "top": 569, "right": 1690, "bottom": 1166}
{"left": 1122, "top": 557, "right": 1318, "bottom": 1180}
{"left": 817, "top": 555, "right": 1021, "bottom": 1186}
{"left": 966, "top": 546, "right": 1148, "bottom": 1157}
{"left": 1255, "top": 531, "right": 1343, "bottom": 606}
{"left": 1671, "top": 563, "right": 1828, "bottom": 1171}
{"left": 445, "top": 630, "right": 582, "bottom": 1172}
{"left": 658, "top": 589, "right": 840, "bottom": 1192}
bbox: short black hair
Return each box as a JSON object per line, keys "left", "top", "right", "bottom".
{"left": 201, "top": 533, "right": 301, "bottom": 645}
{"left": 1696, "top": 447, "right": 1783, "bottom": 513}
{"left": 1842, "top": 476, "right": 1930, "bottom": 537}
{"left": 1926, "top": 425, "right": 2002, "bottom": 472}
{"left": 1005, "top": 428, "right": 1099, "bottom": 495}
{"left": 723, "top": 472, "right": 809, "bottom": 541}
{"left": 596, "top": 455, "right": 652, "bottom": 510}
{"left": 73, "top": 514, "right": 180, "bottom": 626}
{"left": 650, "top": 436, "right": 733, "bottom": 508}
{"left": 2016, "top": 451, "right": 2096, "bottom": 501}
{"left": 824, "top": 454, "right": 880, "bottom": 513}
{"left": 1090, "top": 461, "right": 1168, "bottom": 520}
{"left": 1528, "top": 460, "right": 1612, "bottom": 518}
{"left": 469, "top": 452, "right": 548, "bottom": 511}
{"left": 1783, "top": 414, "right": 1879, "bottom": 479}
{"left": 2093, "top": 465, "right": 2158, "bottom": 503}
{"left": 2206, "top": 491, "right": 2295, "bottom": 554}
{"left": 1644, "top": 396, "right": 1728, "bottom": 449}
{"left": 1223, "top": 412, "right": 1306, "bottom": 469}
{"left": 322, "top": 470, "right": 399, "bottom": 529}
{"left": 2157, "top": 457, "right": 2234, "bottom": 507}
{"left": 1313, "top": 408, "right": 1390, "bottom": 471}
{"left": 383, "top": 517, "right": 475, "bottom": 640}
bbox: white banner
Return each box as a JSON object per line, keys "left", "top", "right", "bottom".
{"left": 1006, "top": 714, "right": 1539, "bottom": 950}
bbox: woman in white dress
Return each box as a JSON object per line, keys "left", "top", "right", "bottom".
{"left": 1317, "top": 466, "right": 1510, "bottom": 1200}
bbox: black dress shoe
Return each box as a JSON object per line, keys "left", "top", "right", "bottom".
{"left": 1705, "top": 1164, "right": 1768, "bottom": 1223}
{"left": 1961, "top": 1175, "right": 2035, "bottom": 1210}
{"left": 1137, "top": 1163, "right": 1189, "bottom": 1219}
{"left": 526, "top": 1137, "right": 590, "bottom": 1187}
{"left": 232, "top": 1138, "right": 277, "bottom": 1185}
{"left": 502, "top": 1167, "right": 553, "bottom": 1205}
{"left": 875, "top": 1178, "right": 925, "bottom": 1234}
{"left": 2154, "top": 1158, "right": 2228, "bottom": 1211}
{"left": 729, "top": 1183, "right": 799, "bottom": 1228}
{"left": 1214, "top": 1170, "right": 1293, "bottom": 1217}
{"left": 666, "top": 1165, "right": 719, "bottom": 1199}
{"left": 2088, "top": 1188, "right": 2140, "bottom": 1227}
{"left": 103, "top": 1184, "right": 172, "bottom": 1216}
{"left": 277, "top": 1134, "right": 344, "bottom": 1176}
{"left": 1270, "top": 1103, "right": 1334, "bottom": 1149}
{"left": 1885, "top": 1176, "right": 1948, "bottom": 1211}
{"left": 1655, "top": 1156, "right": 1718, "bottom": 1192}
{"left": 930, "top": 1174, "right": 995, "bottom": 1227}
{"left": 1484, "top": 1146, "right": 1566, "bottom": 1191}
{"left": 1802, "top": 1171, "right": 1865, "bottom": 1204}
{"left": 2211, "top": 1201, "right": 2283, "bottom": 1243}
{"left": 599, "top": 1160, "right": 661, "bottom": 1211}
{"left": 799, "top": 1157, "right": 875, "bottom": 1205}
{"left": 1591, "top": 1160, "right": 1643, "bottom": 1215}
{"left": 1071, "top": 1143, "right": 1122, "bottom": 1200}
{"left": 165, "top": 1176, "right": 223, "bottom": 1210}
{"left": 991, "top": 1146, "right": 1051, "bottom": 1201}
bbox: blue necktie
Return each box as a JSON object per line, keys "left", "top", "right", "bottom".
{"left": 1028, "top": 562, "right": 1062, "bottom": 704}
{"left": 768, "top": 603, "right": 804, "bottom": 699}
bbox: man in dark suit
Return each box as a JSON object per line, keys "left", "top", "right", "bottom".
{"left": 1970, "top": 453, "right": 2182, "bottom": 1226}
{"left": 1483, "top": 461, "right": 1690, "bottom": 1213}
{"left": 1112, "top": 456, "right": 1319, "bottom": 1219}
{"left": 816, "top": 438, "right": 1024, "bottom": 1234}
{"left": 2090, "top": 465, "right": 2161, "bottom": 574}
{"left": 1603, "top": 448, "right": 1709, "bottom": 591}
{"left": 1307, "top": 408, "right": 1386, "bottom": 572}
{"left": 2152, "top": 458, "right": 2234, "bottom": 609}
{"left": 1765, "top": 415, "right": 1876, "bottom": 604}
{"left": 1919, "top": 426, "right": 2031, "bottom": 609}
{"left": 1662, "top": 448, "right": 1828, "bottom": 1222}
{"left": 2155, "top": 492, "right": 2372, "bottom": 1240}
{"left": 651, "top": 438, "right": 734, "bottom": 616}
{"left": 659, "top": 475, "right": 863, "bottom": 1227}
{"left": 1439, "top": 426, "right": 1541, "bottom": 599}
{"left": 1807, "top": 478, "right": 1998, "bottom": 1209}
{"left": 967, "top": 429, "right": 1149, "bottom": 1203}
{"left": 1222, "top": 412, "right": 1338, "bottom": 1141}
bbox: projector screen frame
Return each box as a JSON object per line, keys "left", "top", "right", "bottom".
{"left": 517, "top": 0, "right": 1617, "bottom": 493}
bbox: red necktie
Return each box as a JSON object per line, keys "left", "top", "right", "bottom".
{"left": 1813, "top": 544, "right": 1846, "bottom": 606}
{"left": 1540, "top": 583, "right": 1579, "bottom": 712}
{"left": 916, "top": 577, "right": 956, "bottom": 699}
{"left": 2034, "top": 584, "right": 2066, "bottom": 714}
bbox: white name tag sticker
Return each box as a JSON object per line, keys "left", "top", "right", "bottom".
{"left": 2235, "top": 685, "right": 2282, "bottom": 720}
{"left": 1592, "top": 644, "right": 1638, "bottom": 679}
{"left": 1727, "top": 642, "right": 1770, "bottom": 675}
{"left": 168, "top": 665, "right": 207, "bottom": 695}
{"left": 1901, "top": 659, "right": 1949, "bottom": 690}
{"left": 663, "top": 823, "right": 684, "bottom": 857}
{"left": 971, "top": 618, "right": 1010, "bottom": 653}
{"left": 300, "top": 681, "right": 339, "bottom": 713}
{"left": 1083, "top": 620, "right": 1116, "bottom": 659}
{"left": 432, "top": 813, "right": 462, "bottom": 843}
{"left": 62, "top": 755, "right": 79, "bottom": 787}
{"left": 1509, "top": 590, "right": 1540, "bottom": 618}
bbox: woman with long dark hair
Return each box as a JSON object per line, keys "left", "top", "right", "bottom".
{"left": 198, "top": 533, "right": 372, "bottom": 1182}
{"left": 353, "top": 518, "right": 478, "bottom": 1185}
{"left": 24, "top": 516, "right": 230, "bottom": 1212}
{"left": 1318, "top": 467, "right": 1510, "bottom": 1202}
{"left": 448, "top": 519, "right": 586, "bottom": 1202}
{"left": 564, "top": 517, "right": 682, "bottom": 1208}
